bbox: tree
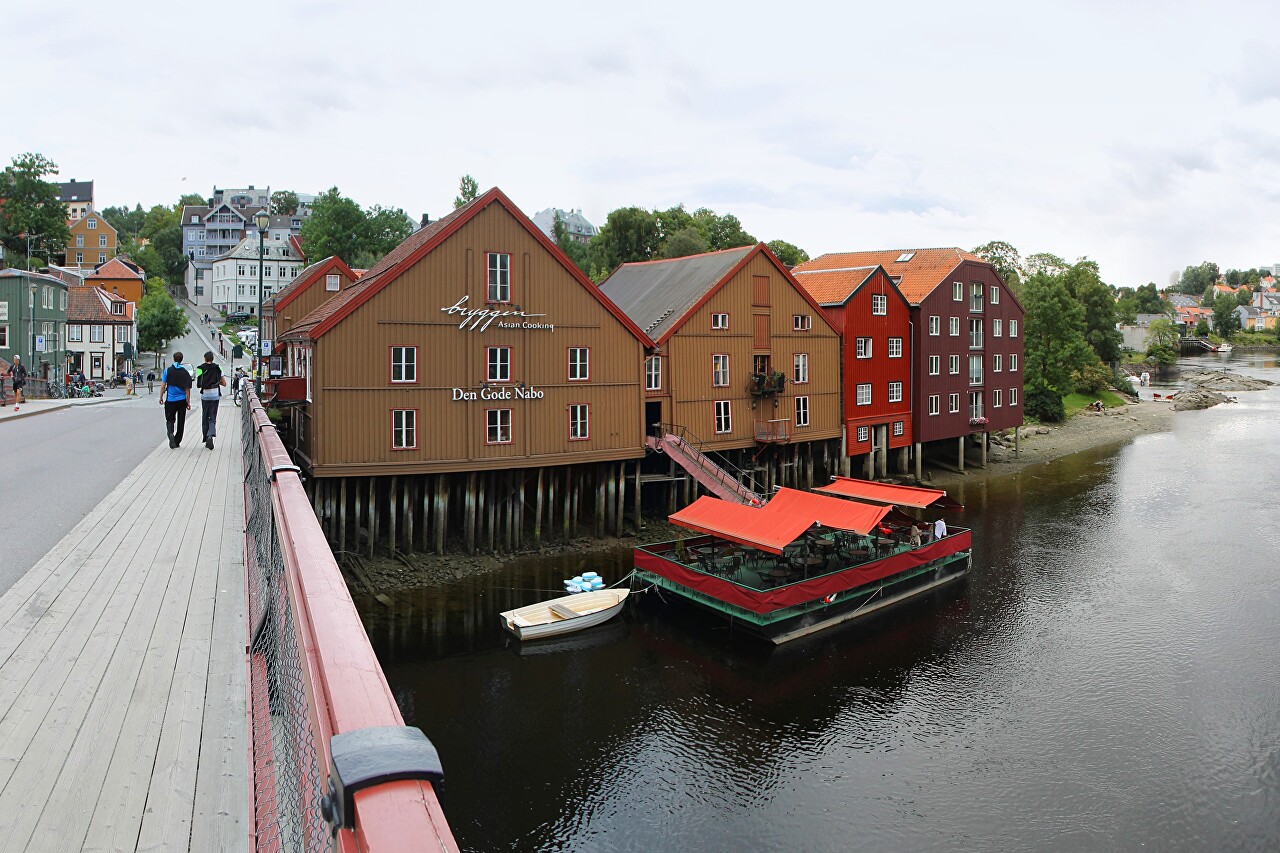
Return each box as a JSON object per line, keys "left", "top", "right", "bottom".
{"left": 766, "top": 239, "right": 809, "bottom": 267}
{"left": 589, "top": 207, "right": 660, "bottom": 272}
{"left": 1062, "top": 260, "right": 1123, "bottom": 363}
{"left": 551, "top": 211, "right": 592, "bottom": 273}
{"left": 361, "top": 204, "right": 413, "bottom": 260}
{"left": 1235, "top": 285, "right": 1254, "bottom": 306}
{"left": 101, "top": 204, "right": 145, "bottom": 239}
{"left": 1176, "top": 261, "right": 1219, "bottom": 295}
{"left": 1211, "top": 293, "right": 1241, "bottom": 336}
{"left": 300, "top": 187, "right": 367, "bottom": 265}
{"left": 662, "top": 227, "right": 709, "bottom": 259}
{"left": 972, "top": 240, "right": 1023, "bottom": 291}
{"left": 690, "top": 208, "right": 754, "bottom": 251}
{"left": 270, "top": 190, "right": 299, "bottom": 216}
{"left": 0, "top": 153, "right": 70, "bottom": 265}
{"left": 1195, "top": 319, "right": 1210, "bottom": 336}
{"left": 1115, "top": 297, "right": 1139, "bottom": 325}
{"left": 1024, "top": 252, "right": 1069, "bottom": 277}
{"left": 654, "top": 205, "right": 695, "bottom": 244}
{"left": 453, "top": 175, "right": 479, "bottom": 209}
{"left": 1021, "top": 271, "right": 1095, "bottom": 395}
{"left": 1147, "top": 317, "right": 1180, "bottom": 351}
{"left": 1134, "top": 282, "right": 1165, "bottom": 314}
{"left": 136, "top": 280, "right": 189, "bottom": 353}
{"left": 177, "top": 193, "right": 206, "bottom": 208}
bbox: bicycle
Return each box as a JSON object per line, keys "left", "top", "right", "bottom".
{"left": 47, "top": 383, "right": 65, "bottom": 399}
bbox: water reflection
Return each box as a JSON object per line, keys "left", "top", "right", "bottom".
{"left": 356, "top": 354, "right": 1280, "bottom": 853}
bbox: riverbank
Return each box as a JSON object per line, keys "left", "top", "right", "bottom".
{"left": 922, "top": 398, "right": 1173, "bottom": 490}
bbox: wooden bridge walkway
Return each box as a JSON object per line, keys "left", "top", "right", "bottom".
{"left": 0, "top": 408, "right": 246, "bottom": 852}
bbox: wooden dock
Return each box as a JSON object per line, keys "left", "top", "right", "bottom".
{"left": 0, "top": 413, "right": 247, "bottom": 852}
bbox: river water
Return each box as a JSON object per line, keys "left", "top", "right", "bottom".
{"left": 355, "top": 353, "right": 1280, "bottom": 852}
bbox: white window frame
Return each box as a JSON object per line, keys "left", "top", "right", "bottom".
{"left": 87, "top": 218, "right": 97, "bottom": 229}
{"left": 714, "top": 400, "right": 732, "bottom": 434}
{"left": 711, "top": 312, "right": 729, "bottom": 330}
{"left": 928, "top": 315, "right": 940, "bottom": 335}
{"left": 326, "top": 273, "right": 340, "bottom": 292}
{"left": 569, "top": 403, "right": 590, "bottom": 440}
{"left": 99, "top": 235, "right": 107, "bottom": 248}
{"left": 68, "top": 324, "right": 82, "bottom": 342}
{"left": 888, "top": 381, "right": 903, "bottom": 403}
{"left": 970, "top": 318, "right": 984, "bottom": 349}
{"left": 952, "top": 281, "right": 964, "bottom": 302}
{"left": 857, "top": 426, "right": 869, "bottom": 442}
{"left": 888, "top": 337, "right": 902, "bottom": 358}
{"left": 856, "top": 383, "right": 871, "bottom": 406}
{"left": 488, "top": 346, "right": 511, "bottom": 383}
{"left": 969, "top": 354, "right": 984, "bottom": 386}
{"left": 90, "top": 324, "right": 105, "bottom": 343}
{"left": 793, "top": 352, "right": 809, "bottom": 384}
{"left": 948, "top": 392, "right": 960, "bottom": 413}
{"left": 949, "top": 316, "right": 960, "bottom": 336}
{"left": 486, "top": 408, "right": 513, "bottom": 444}
{"left": 990, "top": 285, "right": 1000, "bottom": 305}
{"left": 949, "top": 354, "right": 960, "bottom": 375}
{"left": 993, "top": 388, "right": 1003, "bottom": 407}
{"left": 568, "top": 347, "right": 590, "bottom": 381}
{"left": 928, "top": 394, "right": 940, "bottom": 416}
{"left": 792, "top": 314, "right": 812, "bottom": 331}
{"left": 892, "top": 421, "right": 904, "bottom": 437}
{"left": 871, "top": 294, "right": 887, "bottom": 315}
{"left": 712, "top": 354, "right": 729, "bottom": 387}
{"left": 993, "top": 354, "right": 1003, "bottom": 372}
{"left": 794, "top": 395, "right": 809, "bottom": 428}
{"left": 1010, "top": 319, "right": 1018, "bottom": 338}
{"left": 855, "top": 337, "right": 872, "bottom": 359}
{"left": 392, "top": 409, "right": 417, "bottom": 449}
{"left": 970, "top": 282, "right": 984, "bottom": 312}
{"left": 928, "top": 355, "right": 940, "bottom": 376}
{"left": 993, "top": 318, "right": 1003, "bottom": 337}
{"left": 1010, "top": 387, "right": 1019, "bottom": 406}
{"left": 645, "top": 356, "right": 661, "bottom": 391}
{"left": 391, "top": 346, "right": 417, "bottom": 383}
{"left": 115, "top": 325, "right": 129, "bottom": 342}
{"left": 487, "top": 252, "right": 511, "bottom": 303}
{"left": 1010, "top": 353, "right": 1018, "bottom": 372}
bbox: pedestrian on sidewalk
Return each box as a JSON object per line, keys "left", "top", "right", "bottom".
{"left": 6, "top": 355, "right": 27, "bottom": 411}
{"left": 194, "top": 351, "right": 226, "bottom": 450}
{"left": 159, "top": 352, "right": 193, "bottom": 448}
{"left": 146, "top": 369, "right": 155, "bottom": 394}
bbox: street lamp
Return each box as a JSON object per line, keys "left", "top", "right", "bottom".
{"left": 28, "top": 280, "right": 36, "bottom": 371}
{"left": 254, "top": 209, "right": 270, "bottom": 394}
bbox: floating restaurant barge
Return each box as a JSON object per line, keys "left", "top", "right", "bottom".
{"left": 634, "top": 480, "right": 970, "bottom": 643}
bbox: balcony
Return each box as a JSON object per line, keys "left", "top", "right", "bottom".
{"left": 748, "top": 372, "right": 787, "bottom": 396}
{"left": 755, "top": 419, "right": 791, "bottom": 443}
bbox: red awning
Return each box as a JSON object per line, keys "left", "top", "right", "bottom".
{"left": 813, "top": 476, "right": 963, "bottom": 510}
{"left": 669, "top": 497, "right": 814, "bottom": 554}
{"left": 668, "top": 488, "right": 894, "bottom": 554}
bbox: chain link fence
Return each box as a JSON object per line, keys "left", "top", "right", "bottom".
{"left": 243, "top": 398, "right": 331, "bottom": 852}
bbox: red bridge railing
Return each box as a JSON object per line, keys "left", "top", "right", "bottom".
{"left": 242, "top": 392, "right": 458, "bottom": 852}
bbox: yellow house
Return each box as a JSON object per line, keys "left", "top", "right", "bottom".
{"left": 66, "top": 212, "right": 118, "bottom": 269}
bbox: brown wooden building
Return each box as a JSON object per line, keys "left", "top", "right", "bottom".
{"left": 262, "top": 255, "right": 359, "bottom": 344}
{"left": 65, "top": 212, "right": 118, "bottom": 269}
{"left": 600, "top": 244, "right": 843, "bottom": 493}
{"left": 278, "top": 188, "right": 653, "bottom": 554}
{"left": 84, "top": 256, "right": 145, "bottom": 304}
{"left": 791, "top": 263, "right": 913, "bottom": 477}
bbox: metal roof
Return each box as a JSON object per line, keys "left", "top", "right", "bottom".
{"left": 598, "top": 246, "right": 754, "bottom": 339}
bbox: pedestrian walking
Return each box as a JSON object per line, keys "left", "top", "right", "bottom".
{"left": 159, "top": 352, "right": 193, "bottom": 448}
{"left": 6, "top": 355, "right": 27, "bottom": 411}
{"left": 194, "top": 351, "right": 226, "bottom": 450}
{"left": 146, "top": 369, "right": 155, "bottom": 394}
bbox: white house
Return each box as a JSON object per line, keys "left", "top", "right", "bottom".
{"left": 66, "top": 286, "right": 137, "bottom": 378}
{"left": 209, "top": 236, "right": 305, "bottom": 316}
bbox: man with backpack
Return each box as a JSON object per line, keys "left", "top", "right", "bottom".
{"left": 194, "top": 351, "right": 226, "bottom": 450}
{"left": 159, "top": 351, "right": 193, "bottom": 448}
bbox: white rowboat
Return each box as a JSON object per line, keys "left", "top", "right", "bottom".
{"left": 499, "top": 588, "right": 629, "bottom": 640}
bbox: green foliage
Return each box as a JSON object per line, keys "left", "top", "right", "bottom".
{"left": 1133, "top": 282, "right": 1166, "bottom": 314}
{"left": 177, "top": 193, "right": 206, "bottom": 208}
{"left": 270, "top": 190, "right": 299, "bottom": 216}
{"left": 137, "top": 283, "right": 188, "bottom": 352}
{"left": 1211, "top": 293, "right": 1242, "bottom": 335}
{"left": 1115, "top": 297, "right": 1139, "bottom": 325}
{"left": 972, "top": 240, "right": 1023, "bottom": 291}
{"left": 1175, "top": 261, "right": 1220, "bottom": 295}
{"left": 299, "top": 187, "right": 410, "bottom": 268}
{"left": 1022, "top": 271, "right": 1095, "bottom": 394}
{"left": 100, "top": 204, "right": 145, "bottom": 239}
{"left": 453, "top": 175, "right": 478, "bottom": 209}
{"left": 1064, "top": 260, "right": 1123, "bottom": 363}
{"left": 1064, "top": 390, "right": 1125, "bottom": 416}
{"left": 1025, "top": 252, "right": 1069, "bottom": 277}
{"left": 1024, "top": 380, "right": 1065, "bottom": 422}
{"left": 1235, "top": 286, "right": 1254, "bottom": 306}
{"left": 0, "top": 153, "right": 70, "bottom": 263}
{"left": 590, "top": 207, "right": 660, "bottom": 271}
{"left": 662, "top": 227, "right": 708, "bottom": 259}
{"left": 1072, "top": 361, "right": 1113, "bottom": 394}
{"left": 1194, "top": 319, "right": 1210, "bottom": 336}
{"left": 691, "top": 208, "right": 754, "bottom": 251}
{"left": 766, "top": 239, "right": 809, "bottom": 266}
{"left": 1227, "top": 330, "right": 1275, "bottom": 346}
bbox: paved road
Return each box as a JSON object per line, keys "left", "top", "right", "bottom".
{"left": 0, "top": 318, "right": 236, "bottom": 596}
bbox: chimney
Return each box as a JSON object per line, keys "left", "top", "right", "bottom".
{"left": 421, "top": 213, "right": 431, "bottom": 227}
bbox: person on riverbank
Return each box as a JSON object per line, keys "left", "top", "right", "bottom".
{"left": 6, "top": 355, "right": 27, "bottom": 410}
{"left": 194, "top": 351, "right": 225, "bottom": 450}
{"left": 159, "top": 352, "right": 193, "bottom": 448}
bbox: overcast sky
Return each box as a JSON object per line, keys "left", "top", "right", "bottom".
{"left": 6, "top": 0, "right": 1280, "bottom": 286}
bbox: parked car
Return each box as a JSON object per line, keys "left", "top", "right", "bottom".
{"left": 225, "top": 312, "right": 251, "bottom": 324}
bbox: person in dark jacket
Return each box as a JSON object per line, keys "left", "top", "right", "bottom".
{"left": 159, "top": 352, "right": 192, "bottom": 448}
{"left": 194, "top": 351, "right": 225, "bottom": 450}
{"left": 6, "top": 355, "right": 27, "bottom": 410}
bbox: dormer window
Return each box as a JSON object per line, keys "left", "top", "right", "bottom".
{"left": 111, "top": 303, "right": 124, "bottom": 315}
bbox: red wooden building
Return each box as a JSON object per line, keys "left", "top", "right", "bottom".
{"left": 794, "top": 249, "right": 1023, "bottom": 476}
{"left": 791, "top": 263, "right": 912, "bottom": 478}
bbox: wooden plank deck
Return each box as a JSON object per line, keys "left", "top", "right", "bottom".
{"left": 0, "top": 407, "right": 247, "bottom": 853}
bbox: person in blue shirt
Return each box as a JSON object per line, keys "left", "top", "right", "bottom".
{"left": 159, "top": 351, "right": 193, "bottom": 448}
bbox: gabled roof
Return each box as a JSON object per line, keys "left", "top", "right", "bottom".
{"left": 181, "top": 205, "right": 211, "bottom": 223}
{"left": 212, "top": 236, "right": 303, "bottom": 262}
{"left": 87, "top": 256, "right": 144, "bottom": 280}
{"left": 282, "top": 188, "right": 653, "bottom": 346}
{"left": 792, "top": 247, "right": 990, "bottom": 304}
{"left": 67, "top": 286, "right": 133, "bottom": 323}
{"left": 790, "top": 262, "right": 912, "bottom": 311}
{"left": 599, "top": 243, "right": 839, "bottom": 343}
{"left": 264, "top": 255, "right": 357, "bottom": 312}
{"left": 57, "top": 179, "right": 94, "bottom": 203}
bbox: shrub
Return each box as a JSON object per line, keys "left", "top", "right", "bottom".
{"left": 1072, "top": 362, "right": 1111, "bottom": 394}
{"left": 1025, "top": 383, "right": 1066, "bottom": 422}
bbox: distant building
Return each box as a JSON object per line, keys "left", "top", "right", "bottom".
{"left": 1119, "top": 313, "right": 1172, "bottom": 351}
{"left": 85, "top": 256, "right": 146, "bottom": 305}
{"left": 208, "top": 236, "right": 305, "bottom": 315}
{"left": 0, "top": 268, "right": 70, "bottom": 380}
{"left": 65, "top": 211, "right": 118, "bottom": 268}
{"left": 57, "top": 179, "right": 94, "bottom": 221}
{"left": 66, "top": 286, "right": 136, "bottom": 378}
{"left": 531, "top": 208, "right": 598, "bottom": 245}
{"left": 1164, "top": 292, "right": 1200, "bottom": 309}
